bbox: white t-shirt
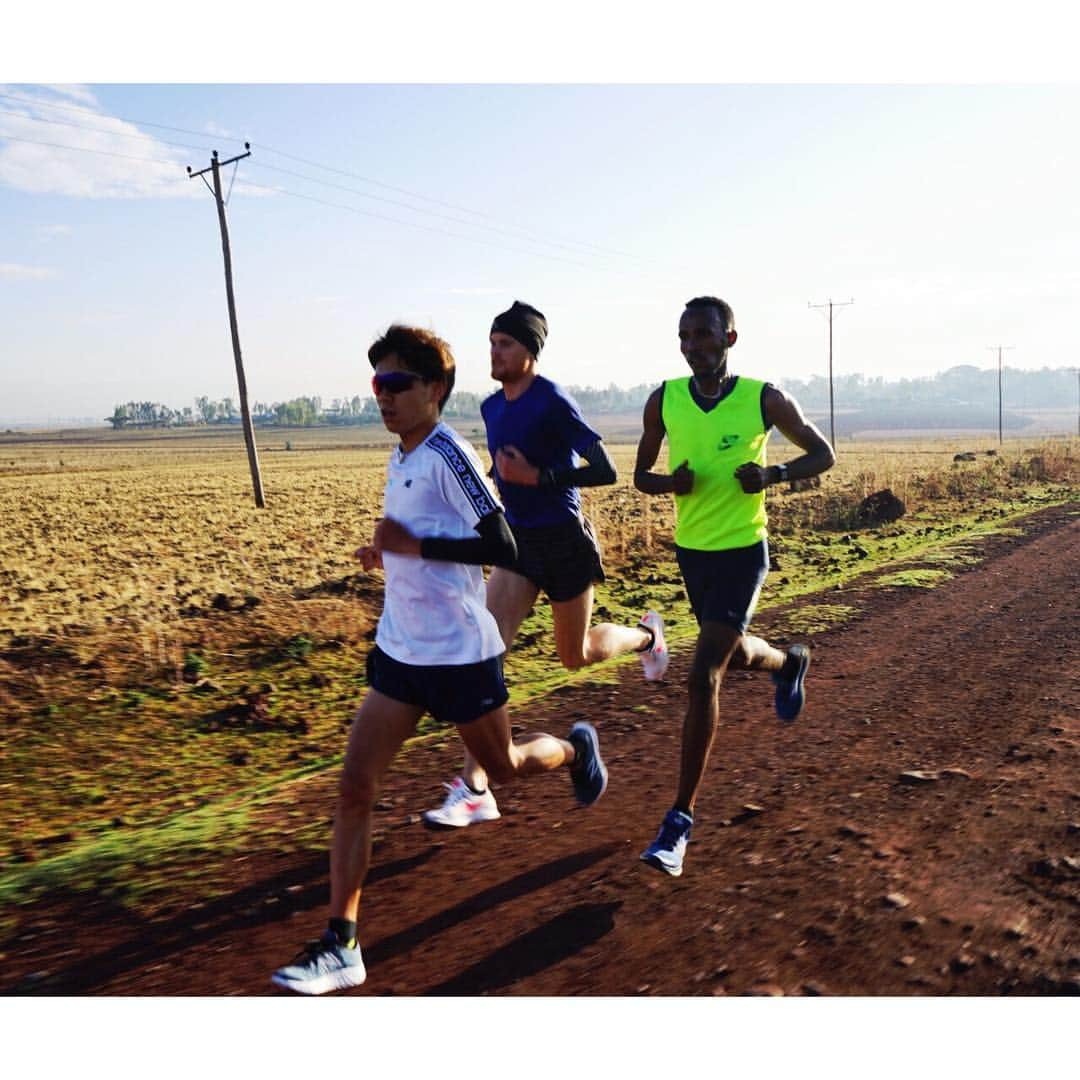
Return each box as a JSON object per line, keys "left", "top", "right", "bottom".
{"left": 374, "top": 422, "right": 506, "bottom": 666}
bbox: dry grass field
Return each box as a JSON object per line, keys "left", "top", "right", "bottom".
{"left": 0, "top": 424, "right": 1076, "bottom": 909}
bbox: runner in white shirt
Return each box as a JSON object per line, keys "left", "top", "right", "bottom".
{"left": 272, "top": 324, "right": 608, "bottom": 995}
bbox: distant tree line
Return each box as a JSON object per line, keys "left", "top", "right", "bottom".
{"left": 106, "top": 365, "right": 1075, "bottom": 431}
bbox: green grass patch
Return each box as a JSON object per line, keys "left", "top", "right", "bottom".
{"left": 775, "top": 603, "right": 858, "bottom": 636}
{"left": 875, "top": 568, "right": 952, "bottom": 589}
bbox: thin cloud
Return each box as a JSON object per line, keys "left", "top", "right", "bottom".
{"left": 203, "top": 120, "right": 234, "bottom": 138}
{"left": 0, "top": 262, "right": 55, "bottom": 280}
{"left": 0, "top": 86, "right": 198, "bottom": 199}
{"left": 37, "top": 223, "right": 72, "bottom": 241}
{"left": 443, "top": 287, "right": 512, "bottom": 297}
{"left": 40, "top": 84, "right": 100, "bottom": 107}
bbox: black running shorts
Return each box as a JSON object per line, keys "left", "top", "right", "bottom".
{"left": 365, "top": 645, "right": 509, "bottom": 726}
{"left": 676, "top": 540, "right": 769, "bottom": 633}
{"left": 509, "top": 515, "right": 605, "bottom": 603}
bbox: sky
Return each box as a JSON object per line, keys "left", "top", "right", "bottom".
{"left": 2, "top": 10, "right": 1079, "bottom": 423}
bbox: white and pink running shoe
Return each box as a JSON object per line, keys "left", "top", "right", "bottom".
{"left": 422, "top": 777, "right": 501, "bottom": 829}
{"left": 638, "top": 610, "right": 670, "bottom": 682}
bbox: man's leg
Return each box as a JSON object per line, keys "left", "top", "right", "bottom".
{"left": 674, "top": 622, "right": 742, "bottom": 814}
{"left": 640, "top": 622, "right": 741, "bottom": 878}
{"left": 486, "top": 566, "right": 540, "bottom": 651}
{"left": 330, "top": 690, "right": 423, "bottom": 923}
{"left": 452, "top": 567, "right": 539, "bottom": 795}
{"left": 551, "top": 586, "right": 652, "bottom": 670}
{"left": 728, "top": 634, "right": 812, "bottom": 721}
{"left": 727, "top": 633, "right": 785, "bottom": 673}
{"left": 457, "top": 703, "right": 608, "bottom": 807}
{"left": 273, "top": 689, "right": 420, "bottom": 994}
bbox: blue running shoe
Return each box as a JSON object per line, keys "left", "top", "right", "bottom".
{"left": 640, "top": 808, "right": 693, "bottom": 877}
{"left": 568, "top": 721, "right": 608, "bottom": 806}
{"left": 271, "top": 930, "right": 367, "bottom": 995}
{"left": 773, "top": 644, "right": 810, "bottom": 722}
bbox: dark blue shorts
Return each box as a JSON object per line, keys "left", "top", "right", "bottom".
{"left": 510, "top": 515, "right": 605, "bottom": 602}
{"left": 365, "top": 645, "right": 509, "bottom": 726}
{"left": 676, "top": 540, "right": 769, "bottom": 633}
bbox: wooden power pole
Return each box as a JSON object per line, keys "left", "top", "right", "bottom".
{"left": 987, "top": 345, "right": 1015, "bottom": 446}
{"left": 188, "top": 145, "right": 266, "bottom": 508}
{"left": 809, "top": 297, "right": 854, "bottom": 451}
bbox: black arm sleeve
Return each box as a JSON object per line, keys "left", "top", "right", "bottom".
{"left": 537, "top": 440, "right": 617, "bottom": 490}
{"left": 419, "top": 509, "right": 517, "bottom": 569}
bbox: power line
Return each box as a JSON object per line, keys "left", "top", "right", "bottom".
{"left": 0, "top": 105, "right": 223, "bottom": 157}
{"left": 248, "top": 139, "right": 646, "bottom": 262}
{"left": 0, "top": 132, "right": 185, "bottom": 168}
{"left": 0, "top": 89, "right": 648, "bottom": 264}
{"left": 0, "top": 131, "right": 634, "bottom": 269}
{"left": 262, "top": 183, "right": 600, "bottom": 268}
{"left": 247, "top": 158, "right": 629, "bottom": 261}
{"left": 0, "top": 90, "right": 248, "bottom": 149}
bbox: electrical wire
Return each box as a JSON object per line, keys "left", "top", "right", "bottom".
{"left": 260, "top": 182, "right": 599, "bottom": 268}
{"left": 0, "top": 88, "right": 646, "bottom": 263}
{"left": 0, "top": 92, "right": 688, "bottom": 281}
{"left": 0, "top": 104, "right": 223, "bottom": 157}
{"left": 247, "top": 158, "right": 624, "bottom": 261}
{"left": 0, "top": 132, "right": 184, "bottom": 168}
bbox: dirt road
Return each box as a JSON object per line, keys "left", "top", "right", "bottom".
{"left": 5, "top": 504, "right": 1078, "bottom": 996}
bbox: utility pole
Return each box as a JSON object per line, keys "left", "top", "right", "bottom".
{"left": 987, "top": 345, "right": 1014, "bottom": 446}
{"left": 808, "top": 298, "right": 854, "bottom": 451}
{"left": 188, "top": 145, "right": 265, "bottom": 508}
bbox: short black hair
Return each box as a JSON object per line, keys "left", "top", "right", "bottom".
{"left": 368, "top": 324, "right": 456, "bottom": 411}
{"left": 684, "top": 296, "right": 735, "bottom": 330}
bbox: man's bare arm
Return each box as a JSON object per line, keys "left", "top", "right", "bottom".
{"left": 734, "top": 386, "right": 836, "bottom": 494}
{"left": 633, "top": 387, "right": 692, "bottom": 495}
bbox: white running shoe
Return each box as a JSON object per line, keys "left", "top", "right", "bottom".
{"left": 638, "top": 610, "right": 670, "bottom": 682}
{"left": 421, "top": 777, "right": 501, "bottom": 829}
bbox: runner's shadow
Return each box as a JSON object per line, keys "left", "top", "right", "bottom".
{"left": 363, "top": 844, "right": 619, "bottom": 968}
{"left": 8, "top": 848, "right": 438, "bottom": 995}
{"left": 422, "top": 901, "right": 622, "bottom": 995}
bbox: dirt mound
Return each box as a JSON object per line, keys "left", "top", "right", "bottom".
{"left": 856, "top": 488, "right": 906, "bottom": 525}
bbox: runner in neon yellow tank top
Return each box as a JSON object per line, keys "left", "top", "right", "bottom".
{"left": 633, "top": 296, "right": 835, "bottom": 878}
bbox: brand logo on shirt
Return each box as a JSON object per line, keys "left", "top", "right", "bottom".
{"left": 718, "top": 433, "right": 742, "bottom": 452}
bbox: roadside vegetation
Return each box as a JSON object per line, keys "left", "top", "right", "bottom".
{"left": 0, "top": 428, "right": 1076, "bottom": 920}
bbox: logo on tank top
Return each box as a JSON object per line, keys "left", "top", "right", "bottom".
{"left": 718, "top": 434, "right": 742, "bottom": 452}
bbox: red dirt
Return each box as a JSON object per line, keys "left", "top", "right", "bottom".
{"left": 5, "top": 504, "right": 1079, "bottom": 996}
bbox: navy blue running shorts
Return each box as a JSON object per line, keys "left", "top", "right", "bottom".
{"left": 676, "top": 540, "right": 769, "bottom": 633}
{"left": 510, "top": 515, "right": 605, "bottom": 602}
{"left": 365, "top": 645, "right": 509, "bottom": 726}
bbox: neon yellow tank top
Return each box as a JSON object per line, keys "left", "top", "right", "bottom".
{"left": 661, "top": 375, "right": 769, "bottom": 551}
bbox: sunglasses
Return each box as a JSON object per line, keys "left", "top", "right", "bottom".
{"left": 371, "top": 371, "right": 424, "bottom": 395}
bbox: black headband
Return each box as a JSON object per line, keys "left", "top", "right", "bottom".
{"left": 491, "top": 301, "right": 548, "bottom": 357}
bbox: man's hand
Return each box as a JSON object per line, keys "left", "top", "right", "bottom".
{"left": 734, "top": 462, "right": 770, "bottom": 493}
{"left": 372, "top": 517, "right": 422, "bottom": 558}
{"left": 672, "top": 459, "right": 694, "bottom": 495}
{"left": 355, "top": 545, "right": 383, "bottom": 572}
{"left": 495, "top": 445, "right": 540, "bottom": 487}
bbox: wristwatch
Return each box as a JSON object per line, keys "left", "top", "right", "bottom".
{"left": 774, "top": 463, "right": 789, "bottom": 484}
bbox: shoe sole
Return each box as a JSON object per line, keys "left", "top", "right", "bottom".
{"left": 421, "top": 809, "right": 501, "bottom": 830}
{"left": 639, "top": 852, "right": 683, "bottom": 878}
{"left": 642, "top": 651, "right": 670, "bottom": 682}
{"left": 569, "top": 723, "right": 608, "bottom": 806}
{"left": 271, "top": 965, "right": 367, "bottom": 995}
{"left": 775, "top": 647, "right": 810, "bottom": 722}
{"left": 640, "top": 613, "right": 670, "bottom": 682}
